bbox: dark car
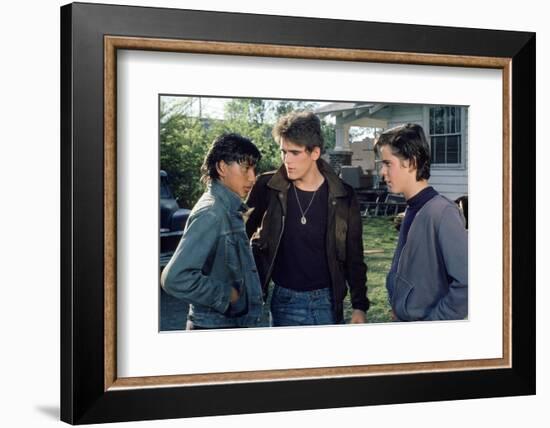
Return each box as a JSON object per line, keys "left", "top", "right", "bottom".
{"left": 160, "top": 170, "right": 191, "bottom": 268}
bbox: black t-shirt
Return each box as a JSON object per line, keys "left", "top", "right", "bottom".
{"left": 272, "top": 180, "right": 331, "bottom": 291}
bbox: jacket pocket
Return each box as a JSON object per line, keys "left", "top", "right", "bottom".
{"left": 392, "top": 274, "right": 415, "bottom": 321}
{"left": 393, "top": 274, "right": 434, "bottom": 321}
{"left": 225, "top": 279, "right": 249, "bottom": 318}
{"left": 225, "top": 234, "right": 241, "bottom": 271}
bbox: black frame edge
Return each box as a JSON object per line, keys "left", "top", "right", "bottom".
{"left": 511, "top": 33, "right": 536, "bottom": 393}
{"left": 72, "top": 2, "right": 531, "bottom": 57}
{"left": 60, "top": 2, "right": 74, "bottom": 425}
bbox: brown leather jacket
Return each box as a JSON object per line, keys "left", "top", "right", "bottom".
{"left": 245, "top": 159, "right": 369, "bottom": 323}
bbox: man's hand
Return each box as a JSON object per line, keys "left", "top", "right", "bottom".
{"left": 230, "top": 287, "right": 240, "bottom": 304}
{"left": 350, "top": 309, "right": 367, "bottom": 324}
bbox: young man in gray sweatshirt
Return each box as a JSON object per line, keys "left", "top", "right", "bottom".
{"left": 375, "top": 123, "right": 468, "bottom": 321}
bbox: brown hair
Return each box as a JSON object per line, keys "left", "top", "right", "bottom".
{"left": 272, "top": 111, "right": 324, "bottom": 153}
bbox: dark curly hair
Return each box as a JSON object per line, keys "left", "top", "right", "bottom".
{"left": 272, "top": 111, "right": 324, "bottom": 153}
{"left": 374, "top": 123, "right": 431, "bottom": 181}
{"left": 200, "top": 133, "right": 261, "bottom": 183}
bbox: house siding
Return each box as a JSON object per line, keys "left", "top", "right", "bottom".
{"left": 327, "top": 103, "right": 469, "bottom": 201}
{"left": 372, "top": 105, "right": 468, "bottom": 200}
{"left": 429, "top": 106, "right": 468, "bottom": 201}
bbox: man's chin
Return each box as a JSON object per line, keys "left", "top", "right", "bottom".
{"left": 287, "top": 174, "right": 300, "bottom": 182}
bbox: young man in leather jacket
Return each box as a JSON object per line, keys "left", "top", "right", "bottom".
{"left": 246, "top": 111, "right": 369, "bottom": 326}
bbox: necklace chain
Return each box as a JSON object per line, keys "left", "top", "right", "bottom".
{"left": 293, "top": 182, "right": 319, "bottom": 225}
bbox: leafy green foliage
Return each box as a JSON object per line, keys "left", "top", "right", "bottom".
{"left": 160, "top": 97, "right": 336, "bottom": 208}
{"left": 160, "top": 99, "right": 211, "bottom": 208}
{"left": 210, "top": 98, "right": 280, "bottom": 174}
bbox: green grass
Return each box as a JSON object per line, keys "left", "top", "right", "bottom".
{"left": 343, "top": 217, "right": 399, "bottom": 324}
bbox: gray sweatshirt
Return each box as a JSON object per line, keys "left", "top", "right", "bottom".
{"left": 387, "top": 195, "right": 468, "bottom": 321}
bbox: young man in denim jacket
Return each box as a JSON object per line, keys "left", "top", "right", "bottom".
{"left": 375, "top": 124, "right": 468, "bottom": 321}
{"left": 161, "top": 134, "right": 264, "bottom": 329}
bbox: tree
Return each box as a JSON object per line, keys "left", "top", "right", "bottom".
{"left": 270, "top": 100, "right": 336, "bottom": 153}
{"left": 159, "top": 97, "right": 337, "bottom": 207}
{"left": 211, "top": 98, "right": 280, "bottom": 174}
{"left": 160, "top": 98, "right": 211, "bottom": 208}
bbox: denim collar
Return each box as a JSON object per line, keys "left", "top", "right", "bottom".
{"left": 210, "top": 180, "right": 248, "bottom": 213}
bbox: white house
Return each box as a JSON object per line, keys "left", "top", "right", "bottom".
{"left": 316, "top": 102, "right": 468, "bottom": 201}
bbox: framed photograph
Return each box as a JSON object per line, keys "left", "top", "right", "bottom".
{"left": 61, "top": 2, "right": 535, "bottom": 424}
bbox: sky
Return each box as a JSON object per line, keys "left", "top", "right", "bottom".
{"left": 160, "top": 95, "right": 382, "bottom": 141}
{"left": 161, "top": 95, "right": 333, "bottom": 122}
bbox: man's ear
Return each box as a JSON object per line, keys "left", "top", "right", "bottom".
{"left": 216, "top": 161, "right": 227, "bottom": 178}
{"left": 310, "top": 146, "right": 321, "bottom": 161}
{"left": 407, "top": 157, "right": 417, "bottom": 173}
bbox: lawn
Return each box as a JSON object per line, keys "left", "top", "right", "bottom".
{"left": 161, "top": 216, "right": 399, "bottom": 330}
{"left": 343, "top": 216, "right": 399, "bottom": 324}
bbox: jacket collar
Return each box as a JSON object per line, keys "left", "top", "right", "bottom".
{"left": 267, "top": 158, "right": 348, "bottom": 197}
{"left": 210, "top": 180, "right": 247, "bottom": 213}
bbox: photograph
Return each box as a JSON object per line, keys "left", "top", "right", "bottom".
{"left": 158, "top": 95, "right": 469, "bottom": 332}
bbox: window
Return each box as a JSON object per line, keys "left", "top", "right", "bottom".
{"left": 429, "top": 106, "right": 462, "bottom": 165}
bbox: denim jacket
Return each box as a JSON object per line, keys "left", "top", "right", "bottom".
{"left": 161, "top": 180, "right": 263, "bottom": 328}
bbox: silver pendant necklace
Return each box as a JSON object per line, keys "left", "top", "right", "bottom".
{"left": 293, "top": 182, "right": 319, "bottom": 225}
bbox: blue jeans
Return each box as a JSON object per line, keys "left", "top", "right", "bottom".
{"left": 270, "top": 285, "right": 336, "bottom": 326}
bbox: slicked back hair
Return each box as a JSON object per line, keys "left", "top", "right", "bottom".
{"left": 200, "top": 133, "right": 261, "bottom": 184}
{"left": 374, "top": 123, "right": 431, "bottom": 181}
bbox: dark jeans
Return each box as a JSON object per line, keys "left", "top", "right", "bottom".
{"left": 270, "top": 285, "right": 336, "bottom": 327}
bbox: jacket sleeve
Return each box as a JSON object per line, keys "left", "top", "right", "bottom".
{"left": 245, "top": 175, "right": 269, "bottom": 239}
{"left": 425, "top": 205, "right": 468, "bottom": 320}
{"left": 345, "top": 189, "right": 369, "bottom": 312}
{"left": 160, "top": 209, "right": 232, "bottom": 314}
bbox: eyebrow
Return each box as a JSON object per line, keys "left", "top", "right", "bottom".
{"left": 280, "top": 148, "right": 305, "bottom": 154}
